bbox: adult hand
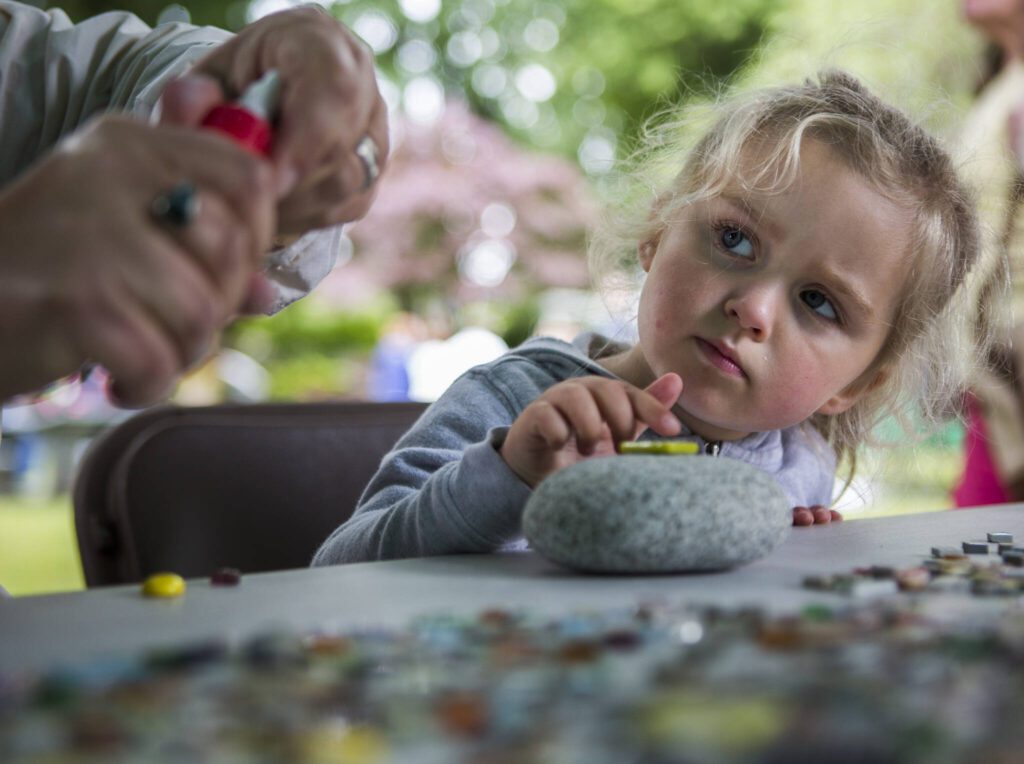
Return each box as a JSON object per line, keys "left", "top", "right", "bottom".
{"left": 0, "top": 114, "right": 275, "bottom": 406}
{"left": 501, "top": 374, "right": 683, "bottom": 488}
{"left": 159, "top": 6, "right": 388, "bottom": 235}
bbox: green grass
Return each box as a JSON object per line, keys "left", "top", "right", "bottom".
{"left": 0, "top": 495, "right": 84, "bottom": 597}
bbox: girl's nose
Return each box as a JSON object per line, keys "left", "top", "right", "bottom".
{"left": 724, "top": 287, "right": 776, "bottom": 341}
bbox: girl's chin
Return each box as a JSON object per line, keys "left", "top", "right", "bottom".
{"left": 672, "top": 407, "right": 749, "bottom": 442}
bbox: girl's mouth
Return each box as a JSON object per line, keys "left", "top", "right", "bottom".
{"left": 696, "top": 338, "right": 746, "bottom": 378}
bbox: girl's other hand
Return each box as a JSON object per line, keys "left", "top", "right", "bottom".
{"left": 792, "top": 505, "right": 843, "bottom": 526}
{"left": 500, "top": 373, "right": 683, "bottom": 488}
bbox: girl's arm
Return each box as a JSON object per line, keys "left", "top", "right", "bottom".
{"left": 311, "top": 370, "right": 533, "bottom": 565}
{"left": 312, "top": 369, "right": 684, "bottom": 565}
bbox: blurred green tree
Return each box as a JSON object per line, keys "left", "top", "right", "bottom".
{"left": 50, "top": 0, "right": 778, "bottom": 164}
{"left": 331, "top": 0, "right": 779, "bottom": 164}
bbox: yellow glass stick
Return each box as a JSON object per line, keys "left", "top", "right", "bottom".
{"left": 616, "top": 440, "right": 700, "bottom": 455}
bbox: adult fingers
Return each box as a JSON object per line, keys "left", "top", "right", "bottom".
{"left": 188, "top": 7, "right": 388, "bottom": 215}
{"left": 346, "top": 89, "right": 390, "bottom": 197}
{"left": 271, "top": 24, "right": 377, "bottom": 190}
{"left": 238, "top": 273, "right": 278, "bottom": 316}
{"left": 152, "top": 189, "right": 257, "bottom": 311}
{"left": 274, "top": 152, "right": 361, "bottom": 234}
{"left": 70, "top": 286, "right": 182, "bottom": 406}
{"left": 830, "top": 509, "right": 844, "bottom": 522}
{"left": 275, "top": 128, "right": 383, "bottom": 233}
{"left": 158, "top": 74, "right": 225, "bottom": 128}
{"left": 149, "top": 126, "right": 277, "bottom": 262}
{"left": 113, "top": 226, "right": 225, "bottom": 372}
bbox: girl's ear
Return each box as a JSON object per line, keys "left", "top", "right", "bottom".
{"left": 638, "top": 195, "right": 672, "bottom": 272}
{"left": 816, "top": 365, "right": 890, "bottom": 416}
{"left": 638, "top": 231, "right": 662, "bottom": 272}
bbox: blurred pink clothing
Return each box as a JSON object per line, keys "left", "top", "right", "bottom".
{"left": 953, "top": 398, "right": 1011, "bottom": 508}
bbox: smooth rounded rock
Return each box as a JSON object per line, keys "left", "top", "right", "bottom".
{"left": 522, "top": 455, "right": 791, "bottom": 573}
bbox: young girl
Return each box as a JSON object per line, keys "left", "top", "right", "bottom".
{"left": 313, "top": 70, "right": 988, "bottom": 565}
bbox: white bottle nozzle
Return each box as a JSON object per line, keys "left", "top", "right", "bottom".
{"left": 238, "top": 69, "right": 281, "bottom": 121}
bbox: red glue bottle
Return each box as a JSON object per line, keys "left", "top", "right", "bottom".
{"left": 200, "top": 69, "right": 280, "bottom": 156}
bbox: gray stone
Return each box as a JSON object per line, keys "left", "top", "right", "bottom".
{"left": 522, "top": 455, "right": 791, "bottom": 573}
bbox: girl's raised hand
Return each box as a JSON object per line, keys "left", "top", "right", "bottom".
{"left": 500, "top": 373, "right": 683, "bottom": 487}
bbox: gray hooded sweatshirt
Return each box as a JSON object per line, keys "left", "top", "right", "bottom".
{"left": 312, "top": 335, "right": 836, "bottom": 566}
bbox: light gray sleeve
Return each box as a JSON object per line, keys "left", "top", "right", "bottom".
{"left": 311, "top": 370, "right": 534, "bottom": 565}
{"left": 0, "top": 1, "right": 229, "bottom": 181}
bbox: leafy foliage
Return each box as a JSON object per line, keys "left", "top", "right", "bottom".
{"left": 51, "top": 0, "right": 778, "bottom": 164}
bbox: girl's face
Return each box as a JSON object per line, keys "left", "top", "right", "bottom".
{"left": 629, "top": 140, "right": 912, "bottom": 442}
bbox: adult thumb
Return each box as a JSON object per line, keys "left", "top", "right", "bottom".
{"left": 158, "top": 74, "right": 225, "bottom": 127}
{"left": 645, "top": 372, "right": 683, "bottom": 408}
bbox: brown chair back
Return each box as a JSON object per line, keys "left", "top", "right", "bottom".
{"left": 73, "top": 401, "right": 426, "bottom": 586}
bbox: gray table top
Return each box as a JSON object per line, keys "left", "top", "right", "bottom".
{"left": 3, "top": 504, "right": 1022, "bottom": 674}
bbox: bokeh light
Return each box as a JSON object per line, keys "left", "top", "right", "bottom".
{"left": 459, "top": 239, "right": 517, "bottom": 287}
{"left": 447, "top": 30, "right": 483, "bottom": 67}
{"left": 577, "top": 129, "right": 616, "bottom": 175}
{"left": 245, "top": 0, "right": 296, "bottom": 23}
{"left": 471, "top": 65, "right": 507, "bottom": 99}
{"left": 397, "top": 39, "right": 437, "bottom": 74}
{"left": 480, "top": 203, "right": 516, "bottom": 238}
{"left": 523, "top": 18, "right": 558, "bottom": 52}
{"left": 571, "top": 66, "right": 606, "bottom": 98}
{"left": 399, "top": 0, "right": 442, "bottom": 24}
{"left": 499, "top": 93, "right": 539, "bottom": 129}
{"left": 514, "top": 63, "right": 556, "bottom": 102}
{"left": 403, "top": 76, "right": 445, "bottom": 124}
{"left": 353, "top": 10, "right": 399, "bottom": 54}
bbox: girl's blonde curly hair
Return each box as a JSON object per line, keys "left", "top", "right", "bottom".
{"left": 589, "top": 69, "right": 995, "bottom": 471}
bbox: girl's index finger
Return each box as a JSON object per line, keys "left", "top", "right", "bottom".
{"left": 633, "top": 374, "right": 683, "bottom": 436}
{"left": 645, "top": 372, "right": 683, "bottom": 405}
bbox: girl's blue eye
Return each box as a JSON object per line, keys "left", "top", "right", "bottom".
{"left": 801, "top": 289, "right": 837, "bottom": 321}
{"left": 719, "top": 226, "right": 754, "bottom": 258}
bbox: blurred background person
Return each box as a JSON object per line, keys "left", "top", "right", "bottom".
{"left": 952, "top": 0, "right": 1024, "bottom": 506}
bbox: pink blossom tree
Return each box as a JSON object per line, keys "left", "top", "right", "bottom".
{"left": 317, "top": 100, "right": 600, "bottom": 314}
